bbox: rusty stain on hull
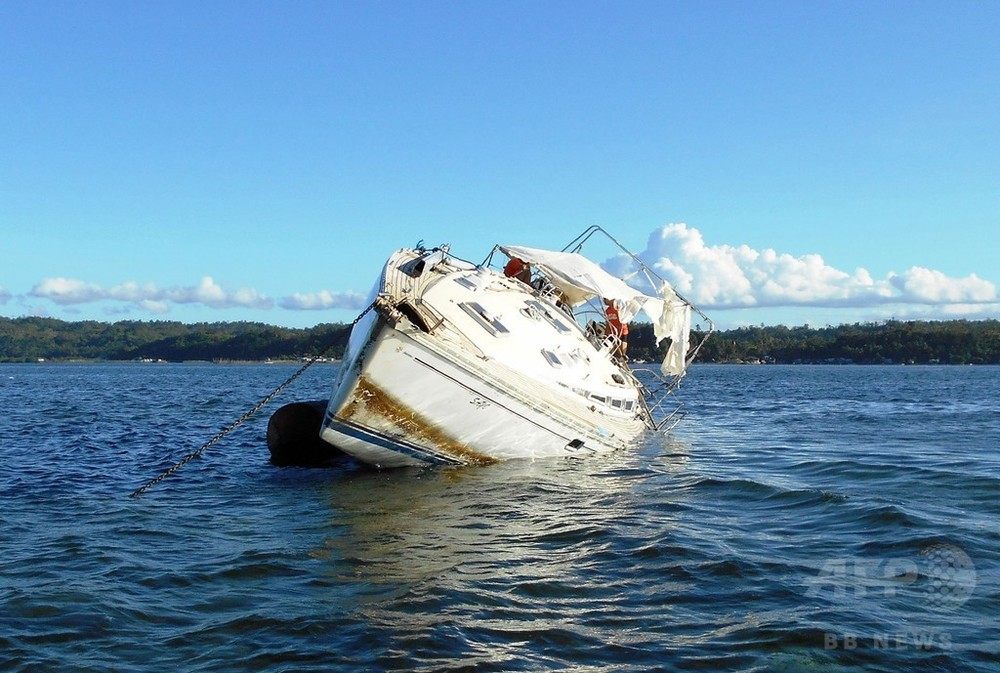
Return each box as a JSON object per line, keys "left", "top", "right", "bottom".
{"left": 340, "top": 375, "right": 498, "bottom": 466}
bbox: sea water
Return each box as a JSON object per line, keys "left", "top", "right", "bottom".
{"left": 0, "top": 362, "right": 997, "bottom": 672}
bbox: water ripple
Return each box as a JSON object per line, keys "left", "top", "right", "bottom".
{"left": 1, "top": 363, "right": 997, "bottom": 671}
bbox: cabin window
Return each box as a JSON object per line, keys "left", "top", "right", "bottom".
{"left": 541, "top": 349, "right": 563, "bottom": 367}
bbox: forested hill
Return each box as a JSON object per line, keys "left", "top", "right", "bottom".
{"left": 0, "top": 317, "right": 351, "bottom": 363}
{"left": 674, "top": 319, "right": 1000, "bottom": 365}
{"left": 1, "top": 316, "right": 998, "bottom": 364}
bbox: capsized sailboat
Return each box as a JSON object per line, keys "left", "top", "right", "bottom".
{"left": 317, "top": 226, "right": 713, "bottom": 467}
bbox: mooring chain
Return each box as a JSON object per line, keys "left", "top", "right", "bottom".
{"left": 129, "top": 300, "right": 377, "bottom": 499}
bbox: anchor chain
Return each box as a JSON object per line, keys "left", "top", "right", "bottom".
{"left": 129, "top": 300, "right": 377, "bottom": 499}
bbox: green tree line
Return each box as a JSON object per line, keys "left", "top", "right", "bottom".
{"left": 628, "top": 319, "right": 1000, "bottom": 365}
{"left": 0, "top": 317, "right": 350, "bottom": 362}
{"left": 2, "top": 316, "right": 998, "bottom": 364}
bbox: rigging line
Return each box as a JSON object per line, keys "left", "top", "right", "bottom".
{"left": 128, "top": 301, "right": 376, "bottom": 499}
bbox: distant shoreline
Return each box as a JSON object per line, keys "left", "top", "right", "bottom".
{"left": 14, "top": 358, "right": 343, "bottom": 365}
{"left": 2, "top": 316, "right": 998, "bottom": 365}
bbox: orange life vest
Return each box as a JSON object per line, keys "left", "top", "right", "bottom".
{"left": 605, "top": 303, "right": 628, "bottom": 337}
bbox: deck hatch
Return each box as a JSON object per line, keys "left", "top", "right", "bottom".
{"left": 526, "top": 300, "right": 572, "bottom": 334}
{"left": 460, "top": 301, "right": 510, "bottom": 337}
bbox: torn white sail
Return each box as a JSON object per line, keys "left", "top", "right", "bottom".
{"left": 500, "top": 245, "right": 692, "bottom": 376}
{"left": 658, "top": 283, "right": 691, "bottom": 377}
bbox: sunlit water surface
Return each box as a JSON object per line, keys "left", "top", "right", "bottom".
{"left": 1, "top": 363, "right": 998, "bottom": 671}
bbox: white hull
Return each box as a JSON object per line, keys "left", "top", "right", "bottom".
{"left": 320, "top": 315, "right": 643, "bottom": 467}
{"left": 319, "top": 232, "right": 711, "bottom": 468}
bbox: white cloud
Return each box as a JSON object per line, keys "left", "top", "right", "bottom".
{"left": 621, "top": 223, "right": 998, "bottom": 311}
{"left": 29, "top": 278, "right": 106, "bottom": 305}
{"left": 161, "top": 276, "right": 272, "bottom": 309}
{"left": 888, "top": 267, "right": 995, "bottom": 304}
{"left": 30, "top": 276, "right": 273, "bottom": 312}
{"left": 107, "top": 280, "right": 161, "bottom": 303}
{"left": 25, "top": 275, "right": 368, "bottom": 316}
{"left": 279, "top": 290, "right": 367, "bottom": 310}
{"left": 0, "top": 287, "right": 11, "bottom": 304}
{"left": 137, "top": 299, "right": 170, "bottom": 314}
{"left": 17, "top": 227, "right": 996, "bottom": 326}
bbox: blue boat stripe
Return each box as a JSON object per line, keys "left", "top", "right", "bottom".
{"left": 325, "top": 417, "right": 464, "bottom": 466}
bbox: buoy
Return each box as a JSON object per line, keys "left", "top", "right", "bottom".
{"left": 266, "top": 400, "right": 344, "bottom": 467}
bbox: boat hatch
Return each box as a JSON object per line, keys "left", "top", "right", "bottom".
{"left": 460, "top": 302, "right": 510, "bottom": 337}
{"left": 453, "top": 269, "right": 494, "bottom": 293}
{"left": 399, "top": 249, "right": 448, "bottom": 278}
{"left": 525, "top": 300, "right": 572, "bottom": 334}
{"left": 541, "top": 347, "right": 589, "bottom": 369}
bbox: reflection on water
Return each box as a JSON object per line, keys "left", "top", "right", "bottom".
{"left": 306, "top": 437, "right": 694, "bottom": 669}
{"left": 318, "top": 433, "right": 692, "bottom": 575}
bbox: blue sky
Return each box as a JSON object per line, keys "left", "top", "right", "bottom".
{"left": 2, "top": 1, "right": 998, "bottom": 330}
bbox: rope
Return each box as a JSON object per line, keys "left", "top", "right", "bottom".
{"left": 129, "top": 301, "right": 376, "bottom": 499}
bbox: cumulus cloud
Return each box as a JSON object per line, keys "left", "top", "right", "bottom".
{"left": 888, "top": 267, "right": 995, "bottom": 304}
{"left": 279, "top": 290, "right": 368, "bottom": 310}
{"left": 18, "top": 227, "right": 996, "bottom": 324}
{"left": 137, "top": 299, "right": 171, "bottom": 314}
{"left": 30, "top": 276, "right": 274, "bottom": 312}
{"left": 612, "top": 223, "right": 998, "bottom": 311}
{"left": 29, "top": 278, "right": 106, "bottom": 305}
{"left": 160, "top": 277, "right": 272, "bottom": 309}
{"left": 25, "top": 275, "right": 370, "bottom": 316}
